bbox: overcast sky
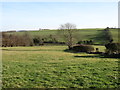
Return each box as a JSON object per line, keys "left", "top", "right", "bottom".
{"left": 0, "top": 1, "right": 118, "bottom": 31}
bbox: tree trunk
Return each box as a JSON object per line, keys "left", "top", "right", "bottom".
{"left": 68, "top": 45, "right": 72, "bottom": 50}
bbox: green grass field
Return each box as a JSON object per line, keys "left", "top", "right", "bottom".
{"left": 2, "top": 46, "right": 119, "bottom": 88}
{"left": 7, "top": 28, "right": 119, "bottom": 43}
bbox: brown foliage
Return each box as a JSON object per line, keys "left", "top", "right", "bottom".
{"left": 2, "top": 32, "right": 34, "bottom": 47}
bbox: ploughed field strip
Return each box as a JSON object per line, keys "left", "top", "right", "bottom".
{"left": 2, "top": 46, "right": 119, "bottom": 88}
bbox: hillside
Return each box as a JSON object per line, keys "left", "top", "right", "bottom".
{"left": 6, "top": 28, "right": 119, "bottom": 44}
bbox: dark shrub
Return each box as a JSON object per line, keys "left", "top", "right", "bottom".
{"left": 77, "top": 41, "right": 82, "bottom": 44}
{"left": 95, "top": 48, "right": 99, "bottom": 52}
{"left": 105, "top": 43, "right": 120, "bottom": 54}
{"left": 33, "top": 36, "right": 44, "bottom": 46}
{"left": 33, "top": 38, "right": 40, "bottom": 45}
{"left": 77, "top": 40, "right": 94, "bottom": 45}
{"left": 89, "top": 40, "right": 94, "bottom": 44}
{"left": 72, "top": 44, "right": 94, "bottom": 52}
{"left": 57, "top": 42, "right": 65, "bottom": 44}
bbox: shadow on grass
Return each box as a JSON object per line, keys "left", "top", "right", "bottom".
{"left": 64, "top": 49, "right": 86, "bottom": 53}
{"left": 74, "top": 55, "right": 119, "bottom": 59}
{"left": 74, "top": 55, "right": 101, "bottom": 58}
{"left": 64, "top": 49, "right": 120, "bottom": 59}
{"left": 64, "top": 49, "right": 76, "bottom": 53}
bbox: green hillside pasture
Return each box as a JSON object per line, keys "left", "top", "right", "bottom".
{"left": 2, "top": 46, "right": 119, "bottom": 88}
{"left": 6, "top": 29, "right": 118, "bottom": 43}
{"left": 110, "top": 29, "right": 118, "bottom": 42}
{"left": 6, "top": 29, "right": 102, "bottom": 43}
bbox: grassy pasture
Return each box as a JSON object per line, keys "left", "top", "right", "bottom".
{"left": 7, "top": 28, "right": 119, "bottom": 43}
{"left": 2, "top": 46, "right": 119, "bottom": 88}
{"left": 110, "top": 29, "right": 119, "bottom": 42}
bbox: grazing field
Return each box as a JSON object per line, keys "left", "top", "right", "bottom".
{"left": 7, "top": 28, "right": 118, "bottom": 43}
{"left": 2, "top": 46, "right": 119, "bottom": 88}
{"left": 110, "top": 29, "right": 119, "bottom": 42}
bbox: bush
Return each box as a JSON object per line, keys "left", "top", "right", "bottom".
{"left": 77, "top": 41, "right": 82, "bottom": 44}
{"left": 105, "top": 43, "right": 120, "bottom": 54}
{"left": 72, "top": 44, "right": 94, "bottom": 52}
{"left": 77, "top": 40, "right": 94, "bottom": 45}
{"left": 33, "top": 36, "right": 44, "bottom": 46}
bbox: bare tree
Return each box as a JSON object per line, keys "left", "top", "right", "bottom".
{"left": 58, "top": 23, "right": 78, "bottom": 49}
{"left": 2, "top": 32, "right": 34, "bottom": 47}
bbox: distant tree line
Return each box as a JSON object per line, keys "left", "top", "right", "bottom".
{"left": 77, "top": 40, "right": 94, "bottom": 45}
{"left": 1, "top": 32, "right": 66, "bottom": 47}
{"left": 1, "top": 25, "right": 120, "bottom": 58}
{"left": 2, "top": 32, "right": 33, "bottom": 47}
{"left": 0, "top": 26, "right": 116, "bottom": 48}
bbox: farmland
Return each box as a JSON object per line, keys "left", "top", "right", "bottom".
{"left": 2, "top": 28, "right": 119, "bottom": 88}
{"left": 2, "top": 46, "right": 119, "bottom": 88}
{"left": 2, "top": 1, "right": 119, "bottom": 88}
{"left": 6, "top": 28, "right": 119, "bottom": 44}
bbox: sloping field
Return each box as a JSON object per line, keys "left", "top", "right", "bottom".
{"left": 6, "top": 28, "right": 118, "bottom": 44}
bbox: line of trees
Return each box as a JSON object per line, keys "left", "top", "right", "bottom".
{"left": 77, "top": 40, "right": 94, "bottom": 45}
{"left": 1, "top": 32, "right": 66, "bottom": 47}
{"left": 2, "top": 22, "right": 78, "bottom": 48}
{"left": 1, "top": 24, "right": 116, "bottom": 49}
{"left": 1, "top": 23, "right": 120, "bottom": 58}
{"left": 2, "top": 32, "right": 34, "bottom": 47}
